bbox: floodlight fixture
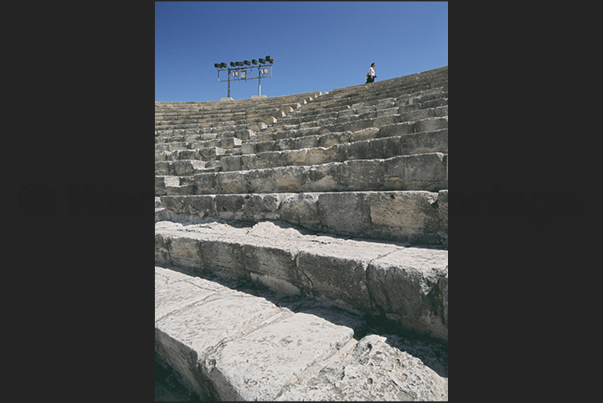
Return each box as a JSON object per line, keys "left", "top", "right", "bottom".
{"left": 216, "top": 54, "right": 274, "bottom": 98}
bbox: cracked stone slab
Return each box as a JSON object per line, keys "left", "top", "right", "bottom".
{"left": 276, "top": 334, "right": 448, "bottom": 401}
{"left": 203, "top": 311, "right": 355, "bottom": 401}
{"left": 156, "top": 220, "right": 448, "bottom": 340}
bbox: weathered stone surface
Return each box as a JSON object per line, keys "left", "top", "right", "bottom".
{"left": 280, "top": 193, "right": 321, "bottom": 229}
{"left": 340, "top": 159, "right": 385, "bottom": 190}
{"left": 159, "top": 190, "right": 447, "bottom": 245}
{"left": 367, "top": 248, "right": 448, "bottom": 339}
{"left": 155, "top": 268, "right": 286, "bottom": 399}
{"left": 204, "top": 312, "right": 354, "bottom": 401}
{"left": 437, "top": 189, "right": 448, "bottom": 245}
{"left": 317, "top": 192, "right": 372, "bottom": 235}
{"left": 155, "top": 220, "right": 447, "bottom": 338}
{"left": 383, "top": 153, "right": 447, "bottom": 191}
{"left": 276, "top": 334, "right": 448, "bottom": 401}
{"left": 367, "top": 191, "right": 440, "bottom": 243}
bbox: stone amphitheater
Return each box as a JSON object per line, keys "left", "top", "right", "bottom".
{"left": 155, "top": 66, "right": 448, "bottom": 401}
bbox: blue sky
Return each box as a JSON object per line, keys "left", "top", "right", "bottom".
{"left": 155, "top": 1, "right": 447, "bottom": 102}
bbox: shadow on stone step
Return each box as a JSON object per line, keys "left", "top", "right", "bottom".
{"left": 155, "top": 353, "right": 203, "bottom": 401}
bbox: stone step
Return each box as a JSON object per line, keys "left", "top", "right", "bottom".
{"left": 280, "top": 91, "right": 446, "bottom": 125}
{"left": 235, "top": 125, "right": 447, "bottom": 165}
{"left": 193, "top": 152, "right": 448, "bottom": 195}
{"left": 155, "top": 219, "right": 448, "bottom": 341}
{"left": 158, "top": 189, "right": 448, "bottom": 246}
{"left": 155, "top": 264, "right": 447, "bottom": 401}
{"left": 258, "top": 115, "right": 447, "bottom": 143}
{"left": 221, "top": 130, "right": 447, "bottom": 172}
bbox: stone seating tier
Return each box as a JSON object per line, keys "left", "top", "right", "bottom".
{"left": 154, "top": 89, "right": 447, "bottom": 144}
{"left": 156, "top": 220, "right": 448, "bottom": 340}
{"left": 157, "top": 189, "right": 448, "bottom": 246}
{"left": 155, "top": 264, "right": 448, "bottom": 401}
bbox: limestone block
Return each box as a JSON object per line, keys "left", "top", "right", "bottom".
{"left": 340, "top": 118, "right": 373, "bottom": 133}
{"left": 199, "top": 239, "right": 247, "bottom": 280}
{"left": 174, "top": 149, "right": 199, "bottom": 160}
{"left": 378, "top": 121, "right": 415, "bottom": 138}
{"left": 155, "top": 151, "right": 170, "bottom": 162}
{"left": 317, "top": 192, "right": 372, "bottom": 236}
{"left": 245, "top": 169, "right": 277, "bottom": 193}
{"left": 173, "top": 160, "right": 206, "bottom": 176}
{"left": 155, "top": 269, "right": 217, "bottom": 322}
{"left": 218, "top": 155, "right": 241, "bottom": 172}
{"left": 366, "top": 248, "right": 448, "bottom": 339}
{"left": 217, "top": 137, "right": 242, "bottom": 149}
{"left": 155, "top": 233, "right": 171, "bottom": 265}
{"left": 383, "top": 153, "right": 447, "bottom": 191}
{"left": 218, "top": 171, "right": 246, "bottom": 194}
{"left": 186, "top": 195, "right": 216, "bottom": 219}
{"left": 294, "top": 134, "right": 320, "bottom": 149}
{"left": 169, "top": 235, "right": 203, "bottom": 270}
{"left": 214, "top": 194, "right": 245, "bottom": 220}
{"left": 194, "top": 173, "right": 218, "bottom": 194}
{"left": 342, "top": 139, "right": 373, "bottom": 161}
{"left": 264, "top": 116, "right": 278, "bottom": 125}
{"left": 276, "top": 334, "right": 448, "bottom": 401}
{"left": 307, "top": 147, "right": 338, "bottom": 166}
{"left": 234, "top": 129, "right": 256, "bottom": 141}
{"left": 273, "top": 138, "right": 295, "bottom": 151}
{"left": 274, "top": 165, "right": 306, "bottom": 193}
{"left": 295, "top": 246, "right": 372, "bottom": 310}
{"left": 255, "top": 152, "right": 284, "bottom": 170}
{"left": 240, "top": 142, "right": 256, "bottom": 154}
{"left": 339, "top": 159, "right": 384, "bottom": 191}
{"left": 156, "top": 176, "right": 180, "bottom": 196}
{"left": 349, "top": 127, "right": 380, "bottom": 142}
{"left": 369, "top": 136, "right": 404, "bottom": 159}
{"left": 156, "top": 293, "right": 283, "bottom": 399}
{"left": 155, "top": 161, "right": 170, "bottom": 175}
{"left": 414, "top": 116, "right": 448, "bottom": 132}
{"left": 372, "top": 114, "right": 399, "bottom": 128}
{"left": 203, "top": 312, "right": 354, "bottom": 401}
{"left": 159, "top": 195, "right": 188, "bottom": 215}
{"left": 400, "top": 129, "right": 448, "bottom": 155}
{"left": 367, "top": 191, "right": 441, "bottom": 244}
{"left": 166, "top": 184, "right": 195, "bottom": 196}
{"left": 236, "top": 154, "right": 255, "bottom": 171}
{"left": 282, "top": 148, "right": 308, "bottom": 166}
{"left": 241, "top": 243, "right": 298, "bottom": 285}
{"left": 199, "top": 147, "right": 226, "bottom": 161}
{"left": 241, "top": 193, "right": 282, "bottom": 221}
{"left": 302, "top": 163, "right": 339, "bottom": 192}
{"left": 280, "top": 193, "right": 320, "bottom": 229}
{"left": 318, "top": 131, "right": 350, "bottom": 148}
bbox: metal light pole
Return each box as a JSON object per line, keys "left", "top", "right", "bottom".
{"left": 214, "top": 56, "right": 274, "bottom": 99}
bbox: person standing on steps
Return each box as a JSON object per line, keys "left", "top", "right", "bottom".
{"left": 366, "top": 63, "right": 377, "bottom": 83}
